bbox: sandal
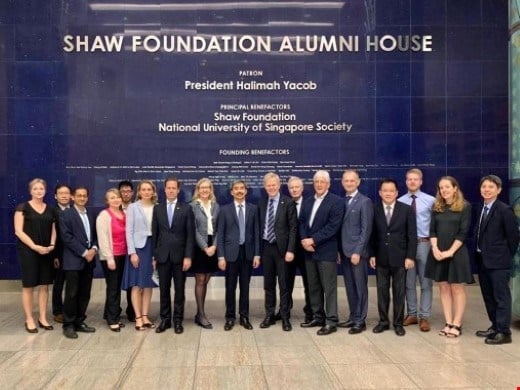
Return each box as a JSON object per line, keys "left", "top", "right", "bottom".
{"left": 447, "top": 324, "right": 462, "bottom": 338}
{"left": 142, "top": 314, "right": 155, "bottom": 329}
{"left": 438, "top": 323, "right": 453, "bottom": 336}
{"left": 134, "top": 316, "right": 145, "bottom": 331}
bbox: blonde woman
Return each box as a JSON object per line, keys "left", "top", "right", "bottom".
{"left": 190, "top": 178, "right": 220, "bottom": 329}
{"left": 14, "top": 178, "right": 56, "bottom": 333}
{"left": 425, "top": 176, "right": 473, "bottom": 337}
{"left": 96, "top": 188, "right": 127, "bottom": 332}
{"left": 122, "top": 180, "right": 158, "bottom": 330}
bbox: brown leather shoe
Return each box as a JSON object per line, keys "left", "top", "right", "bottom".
{"left": 403, "top": 316, "right": 418, "bottom": 326}
{"left": 419, "top": 318, "right": 431, "bottom": 332}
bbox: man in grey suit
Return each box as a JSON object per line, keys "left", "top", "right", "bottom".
{"left": 338, "top": 169, "right": 373, "bottom": 334}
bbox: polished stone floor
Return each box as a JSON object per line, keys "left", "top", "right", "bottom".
{"left": 1, "top": 277, "right": 520, "bottom": 389}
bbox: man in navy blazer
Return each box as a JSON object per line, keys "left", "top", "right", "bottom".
{"left": 338, "top": 170, "right": 373, "bottom": 334}
{"left": 153, "top": 177, "right": 195, "bottom": 334}
{"left": 217, "top": 179, "right": 260, "bottom": 331}
{"left": 60, "top": 186, "right": 98, "bottom": 339}
{"left": 370, "top": 179, "right": 416, "bottom": 336}
{"left": 299, "top": 170, "right": 344, "bottom": 335}
{"left": 474, "top": 175, "right": 520, "bottom": 345}
{"left": 258, "top": 172, "right": 297, "bottom": 331}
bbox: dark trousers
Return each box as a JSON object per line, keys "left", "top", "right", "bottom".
{"left": 286, "top": 249, "right": 312, "bottom": 319}
{"left": 262, "top": 241, "right": 290, "bottom": 319}
{"left": 305, "top": 259, "right": 338, "bottom": 326}
{"left": 341, "top": 256, "right": 368, "bottom": 326}
{"left": 100, "top": 256, "right": 125, "bottom": 325}
{"left": 63, "top": 266, "right": 94, "bottom": 329}
{"left": 225, "top": 246, "right": 253, "bottom": 320}
{"left": 52, "top": 266, "right": 65, "bottom": 315}
{"left": 376, "top": 265, "right": 405, "bottom": 326}
{"left": 157, "top": 260, "right": 186, "bottom": 323}
{"left": 477, "top": 255, "right": 512, "bottom": 334}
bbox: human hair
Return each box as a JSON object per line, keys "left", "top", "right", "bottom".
{"left": 379, "top": 178, "right": 398, "bottom": 190}
{"left": 263, "top": 172, "right": 280, "bottom": 185}
{"left": 54, "top": 183, "right": 71, "bottom": 194}
{"left": 118, "top": 180, "right": 133, "bottom": 191}
{"left": 480, "top": 174, "right": 502, "bottom": 189}
{"left": 230, "top": 179, "right": 248, "bottom": 190}
{"left": 104, "top": 188, "right": 121, "bottom": 206}
{"left": 342, "top": 169, "right": 360, "bottom": 179}
{"left": 72, "top": 186, "right": 89, "bottom": 196}
{"left": 406, "top": 168, "right": 423, "bottom": 179}
{"left": 164, "top": 176, "right": 181, "bottom": 189}
{"left": 287, "top": 176, "right": 303, "bottom": 186}
{"left": 136, "top": 180, "right": 158, "bottom": 203}
{"left": 433, "top": 176, "right": 465, "bottom": 212}
{"left": 192, "top": 178, "right": 215, "bottom": 202}
{"left": 28, "top": 178, "right": 47, "bottom": 192}
{"left": 313, "top": 170, "right": 330, "bottom": 183}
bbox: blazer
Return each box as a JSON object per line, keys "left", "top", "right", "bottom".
{"left": 126, "top": 201, "right": 152, "bottom": 254}
{"left": 370, "top": 201, "right": 417, "bottom": 267}
{"left": 258, "top": 194, "right": 298, "bottom": 256}
{"left": 475, "top": 200, "right": 520, "bottom": 269}
{"left": 96, "top": 209, "right": 126, "bottom": 262}
{"left": 341, "top": 192, "right": 374, "bottom": 258}
{"left": 152, "top": 200, "right": 195, "bottom": 264}
{"left": 60, "top": 206, "right": 98, "bottom": 271}
{"left": 190, "top": 200, "right": 219, "bottom": 250}
{"left": 217, "top": 202, "right": 260, "bottom": 262}
{"left": 299, "top": 192, "right": 344, "bottom": 261}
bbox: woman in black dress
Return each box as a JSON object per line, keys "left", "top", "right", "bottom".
{"left": 14, "top": 178, "right": 57, "bottom": 333}
{"left": 190, "top": 178, "right": 220, "bottom": 329}
{"left": 425, "top": 176, "right": 473, "bottom": 337}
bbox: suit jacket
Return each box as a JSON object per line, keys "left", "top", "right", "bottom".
{"left": 371, "top": 202, "right": 417, "bottom": 267}
{"left": 475, "top": 200, "right": 520, "bottom": 269}
{"left": 217, "top": 202, "right": 260, "bottom": 262}
{"left": 152, "top": 200, "right": 195, "bottom": 264}
{"left": 299, "top": 192, "right": 344, "bottom": 261}
{"left": 341, "top": 192, "right": 374, "bottom": 258}
{"left": 60, "top": 206, "right": 98, "bottom": 271}
{"left": 190, "top": 200, "right": 219, "bottom": 250}
{"left": 258, "top": 194, "right": 298, "bottom": 256}
{"left": 126, "top": 201, "right": 152, "bottom": 254}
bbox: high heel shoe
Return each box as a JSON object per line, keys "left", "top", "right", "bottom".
{"left": 134, "top": 316, "right": 145, "bottom": 331}
{"left": 438, "top": 323, "right": 453, "bottom": 336}
{"left": 142, "top": 314, "right": 155, "bottom": 329}
{"left": 447, "top": 324, "right": 462, "bottom": 338}
{"left": 195, "top": 315, "right": 213, "bottom": 329}
{"left": 25, "top": 322, "right": 38, "bottom": 333}
{"left": 38, "top": 320, "right": 54, "bottom": 331}
{"left": 109, "top": 324, "right": 121, "bottom": 332}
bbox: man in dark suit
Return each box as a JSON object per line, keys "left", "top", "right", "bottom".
{"left": 217, "top": 179, "right": 260, "bottom": 331}
{"left": 338, "top": 170, "right": 373, "bottom": 334}
{"left": 258, "top": 172, "right": 298, "bottom": 331}
{"left": 474, "top": 175, "right": 519, "bottom": 345}
{"left": 153, "top": 177, "right": 195, "bottom": 334}
{"left": 60, "top": 186, "right": 97, "bottom": 339}
{"left": 370, "top": 179, "right": 416, "bottom": 336}
{"left": 299, "top": 170, "right": 344, "bottom": 335}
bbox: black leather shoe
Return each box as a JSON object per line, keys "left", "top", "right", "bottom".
{"left": 476, "top": 327, "right": 496, "bottom": 338}
{"left": 63, "top": 327, "right": 78, "bottom": 339}
{"left": 25, "top": 322, "right": 38, "bottom": 334}
{"left": 38, "top": 320, "right": 54, "bottom": 331}
{"left": 75, "top": 323, "right": 96, "bottom": 333}
{"left": 372, "top": 323, "right": 390, "bottom": 333}
{"left": 485, "top": 332, "right": 512, "bottom": 345}
{"left": 300, "top": 319, "right": 324, "bottom": 328}
{"left": 240, "top": 317, "right": 253, "bottom": 330}
{"left": 337, "top": 320, "right": 355, "bottom": 328}
{"left": 224, "top": 320, "right": 234, "bottom": 331}
{"left": 394, "top": 325, "right": 406, "bottom": 336}
{"left": 348, "top": 324, "right": 366, "bottom": 334}
{"left": 317, "top": 325, "right": 337, "bottom": 335}
{"left": 282, "top": 319, "right": 292, "bottom": 331}
{"left": 155, "top": 320, "right": 171, "bottom": 333}
{"left": 174, "top": 322, "right": 184, "bottom": 334}
{"left": 260, "top": 316, "right": 276, "bottom": 328}
{"left": 273, "top": 312, "right": 282, "bottom": 321}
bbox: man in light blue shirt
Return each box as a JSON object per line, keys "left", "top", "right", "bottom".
{"left": 398, "top": 168, "right": 435, "bottom": 332}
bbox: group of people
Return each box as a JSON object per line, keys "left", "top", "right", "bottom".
{"left": 13, "top": 169, "right": 519, "bottom": 345}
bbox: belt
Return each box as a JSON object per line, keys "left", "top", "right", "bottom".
{"left": 418, "top": 237, "right": 430, "bottom": 242}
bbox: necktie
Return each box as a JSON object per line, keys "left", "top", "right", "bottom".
{"left": 266, "top": 199, "right": 275, "bottom": 243}
{"left": 410, "top": 194, "right": 417, "bottom": 213}
{"left": 477, "top": 205, "right": 489, "bottom": 247}
{"left": 385, "top": 205, "right": 392, "bottom": 225}
{"left": 238, "top": 204, "right": 245, "bottom": 245}
{"left": 345, "top": 196, "right": 352, "bottom": 208}
{"left": 295, "top": 201, "right": 300, "bottom": 217}
{"left": 167, "top": 202, "right": 174, "bottom": 227}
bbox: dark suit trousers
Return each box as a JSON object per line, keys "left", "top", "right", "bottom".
{"left": 341, "top": 256, "right": 368, "bottom": 326}
{"left": 52, "top": 265, "right": 65, "bottom": 315}
{"left": 225, "top": 246, "right": 252, "bottom": 320}
{"left": 157, "top": 260, "right": 186, "bottom": 323}
{"left": 376, "top": 265, "right": 405, "bottom": 326}
{"left": 286, "top": 250, "right": 312, "bottom": 318}
{"left": 262, "top": 241, "right": 290, "bottom": 319}
{"left": 477, "top": 254, "right": 512, "bottom": 334}
{"left": 63, "top": 266, "right": 94, "bottom": 328}
{"left": 100, "top": 256, "right": 125, "bottom": 325}
{"left": 305, "top": 259, "right": 338, "bottom": 325}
